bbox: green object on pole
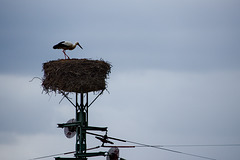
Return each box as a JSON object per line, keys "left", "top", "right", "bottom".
{"left": 56, "top": 92, "right": 108, "bottom": 160}
{"left": 75, "top": 92, "right": 87, "bottom": 159}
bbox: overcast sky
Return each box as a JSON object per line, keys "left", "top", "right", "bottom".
{"left": 0, "top": 0, "right": 240, "bottom": 160}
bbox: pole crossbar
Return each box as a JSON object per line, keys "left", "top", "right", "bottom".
{"left": 61, "top": 92, "right": 76, "bottom": 108}
{"left": 88, "top": 90, "right": 104, "bottom": 108}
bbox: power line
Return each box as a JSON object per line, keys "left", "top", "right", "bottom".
{"left": 86, "top": 132, "right": 216, "bottom": 160}
{"left": 148, "top": 144, "right": 240, "bottom": 148}
{"left": 29, "top": 151, "right": 74, "bottom": 160}
{"left": 124, "top": 140, "right": 216, "bottom": 160}
{"left": 134, "top": 144, "right": 240, "bottom": 148}
{"left": 29, "top": 146, "right": 101, "bottom": 160}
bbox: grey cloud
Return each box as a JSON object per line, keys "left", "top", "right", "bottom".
{"left": 1, "top": 0, "right": 240, "bottom": 74}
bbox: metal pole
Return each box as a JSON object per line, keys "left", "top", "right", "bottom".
{"left": 75, "top": 93, "right": 80, "bottom": 158}
{"left": 56, "top": 92, "right": 107, "bottom": 160}
{"left": 86, "top": 93, "right": 89, "bottom": 125}
{"left": 75, "top": 92, "right": 87, "bottom": 160}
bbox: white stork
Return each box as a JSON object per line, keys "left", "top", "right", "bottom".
{"left": 53, "top": 41, "right": 83, "bottom": 59}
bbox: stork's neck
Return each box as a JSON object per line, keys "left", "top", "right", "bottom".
{"left": 73, "top": 42, "right": 78, "bottom": 49}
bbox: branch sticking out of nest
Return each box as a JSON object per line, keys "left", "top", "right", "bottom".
{"left": 42, "top": 59, "right": 111, "bottom": 93}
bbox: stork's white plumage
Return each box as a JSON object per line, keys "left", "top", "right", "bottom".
{"left": 53, "top": 41, "right": 83, "bottom": 59}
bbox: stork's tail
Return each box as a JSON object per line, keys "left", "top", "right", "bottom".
{"left": 53, "top": 44, "right": 59, "bottom": 49}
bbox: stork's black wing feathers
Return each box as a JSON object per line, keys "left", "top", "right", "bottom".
{"left": 53, "top": 41, "right": 67, "bottom": 49}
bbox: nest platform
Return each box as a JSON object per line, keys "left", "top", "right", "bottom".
{"left": 42, "top": 59, "right": 111, "bottom": 93}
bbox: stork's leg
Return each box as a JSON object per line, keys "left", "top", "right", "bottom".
{"left": 62, "top": 50, "right": 66, "bottom": 59}
{"left": 66, "top": 54, "right": 70, "bottom": 59}
{"left": 62, "top": 50, "right": 70, "bottom": 59}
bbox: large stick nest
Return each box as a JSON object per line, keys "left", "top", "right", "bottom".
{"left": 42, "top": 59, "right": 111, "bottom": 93}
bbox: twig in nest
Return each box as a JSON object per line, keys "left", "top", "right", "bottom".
{"left": 29, "top": 77, "right": 42, "bottom": 82}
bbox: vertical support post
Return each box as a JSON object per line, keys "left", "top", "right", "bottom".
{"left": 86, "top": 93, "right": 89, "bottom": 125}
{"left": 75, "top": 92, "right": 88, "bottom": 160}
{"left": 56, "top": 92, "right": 107, "bottom": 160}
{"left": 75, "top": 93, "right": 80, "bottom": 158}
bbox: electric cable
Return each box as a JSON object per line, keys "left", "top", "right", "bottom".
{"left": 29, "top": 151, "right": 75, "bottom": 160}
{"left": 124, "top": 140, "right": 216, "bottom": 160}
{"left": 139, "top": 144, "right": 240, "bottom": 148}
{"left": 29, "top": 146, "right": 101, "bottom": 160}
{"left": 87, "top": 132, "right": 217, "bottom": 160}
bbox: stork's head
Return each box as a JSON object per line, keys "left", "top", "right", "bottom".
{"left": 76, "top": 42, "right": 83, "bottom": 49}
